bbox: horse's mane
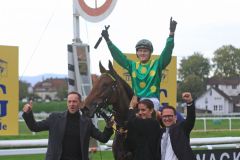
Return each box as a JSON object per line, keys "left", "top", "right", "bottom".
{"left": 109, "top": 66, "right": 134, "bottom": 101}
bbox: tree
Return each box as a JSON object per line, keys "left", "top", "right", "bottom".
{"left": 212, "top": 45, "right": 240, "bottom": 78}
{"left": 19, "top": 80, "right": 30, "bottom": 100}
{"left": 56, "top": 85, "right": 68, "bottom": 100}
{"left": 178, "top": 52, "right": 211, "bottom": 81}
{"left": 177, "top": 75, "right": 206, "bottom": 101}
{"left": 177, "top": 52, "right": 210, "bottom": 102}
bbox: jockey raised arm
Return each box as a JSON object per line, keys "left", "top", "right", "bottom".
{"left": 101, "top": 17, "right": 177, "bottom": 111}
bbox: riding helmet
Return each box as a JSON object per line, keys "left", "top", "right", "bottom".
{"left": 135, "top": 39, "right": 153, "bottom": 53}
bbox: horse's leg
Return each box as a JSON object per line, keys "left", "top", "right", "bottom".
{"left": 112, "top": 135, "right": 118, "bottom": 160}
{"left": 112, "top": 134, "right": 132, "bottom": 160}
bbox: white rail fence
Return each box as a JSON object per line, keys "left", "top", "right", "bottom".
{"left": 0, "top": 137, "right": 240, "bottom": 156}
{"left": 194, "top": 117, "right": 240, "bottom": 132}
{"left": 19, "top": 116, "right": 240, "bottom": 132}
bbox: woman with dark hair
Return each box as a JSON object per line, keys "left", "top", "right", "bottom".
{"left": 125, "top": 97, "right": 160, "bottom": 160}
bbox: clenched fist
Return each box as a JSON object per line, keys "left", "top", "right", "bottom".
{"left": 182, "top": 92, "right": 193, "bottom": 104}
{"left": 23, "top": 100, "right": 33, "bottom": 113}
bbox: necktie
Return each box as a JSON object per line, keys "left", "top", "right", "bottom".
{"left": 161, "top": 128, "right": 169, "bottom": 160}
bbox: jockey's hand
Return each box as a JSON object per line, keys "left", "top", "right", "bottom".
{"left": 101, "top": 29, "right": 110, "bottom": 42}
{"left": 182, "top": 92, "right": 193, "bottom": 104}
{"left": 129, "top": 96, "right": 138, "bottom": 109}
{"left": 170, "top": 17, "right": 177, "bottom": 33}
{"left": 23, "top": 100, "right": 33, "bottom": 113}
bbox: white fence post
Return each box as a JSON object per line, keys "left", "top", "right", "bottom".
{"left": 229, "top": 118, "right": 232, "bottom": 131}
{"left": 203, "top": 118, "right": 207, "bottom": 132}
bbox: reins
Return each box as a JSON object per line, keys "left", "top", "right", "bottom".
{"left": 94, "top": 72, "right": 128, "bottom": 136}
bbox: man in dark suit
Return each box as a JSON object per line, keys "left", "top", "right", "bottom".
{"left": 159, "top": 92, "right": 196, "bottom": 160}
{"left": 22, "top": 91, "right": 113, "bottom": 160}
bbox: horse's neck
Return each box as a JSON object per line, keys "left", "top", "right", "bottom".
{"left": 113, "top": 78, "right": 132, "bottom": 128}
{"left": 114, "top": 97, "right": 130, "bottom": 128}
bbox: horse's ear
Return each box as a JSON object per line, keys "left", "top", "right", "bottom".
{"left": 108, "top": 60, "right": 114, "bottom": 71}
{"left": 99, "top": 61, "right": 106, "bottom": 73}
{"left": 108, "top": 60, "right": 118, "bottom": 76}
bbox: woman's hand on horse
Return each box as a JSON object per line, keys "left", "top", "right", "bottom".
{"left": 156, "top": 111, "right": 162, "bottom": 121}
{"left": 129, "top": 96, "right": 138, "bottom": 109}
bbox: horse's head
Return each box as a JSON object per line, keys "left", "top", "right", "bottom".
{"left": 83, "top": 61, "right": 134, "bottom": 160}
{"left": 83, "top": 61, "right": 120, "bottom": 118}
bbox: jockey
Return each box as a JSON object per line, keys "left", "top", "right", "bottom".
{"left": 101, "top": 17, "right": 177, "bottom": 111}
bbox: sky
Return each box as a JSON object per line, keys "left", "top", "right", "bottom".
{"left": 1, "top": 0, "right": 240, "bottom": 77}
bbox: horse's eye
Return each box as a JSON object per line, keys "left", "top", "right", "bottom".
{"left": 102, "top": 84, "right": 108, "bottom": 89}
{"left": 102, "top": 83, "right": 108, "bottom": 88}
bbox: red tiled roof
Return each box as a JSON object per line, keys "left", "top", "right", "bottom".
{"left": 34, "top": 78, "right": 67, "bottom": 91}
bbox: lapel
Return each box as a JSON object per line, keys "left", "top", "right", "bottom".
{"left": 160, "top": 127, "right": 166, "bottom": 136}
{"left": 79, "top": 111, "right": 87, "bottom": 144}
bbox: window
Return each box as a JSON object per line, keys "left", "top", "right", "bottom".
{"left": 214, "top": 105, "right": 218, "bottom": 111}
{"left": 232, "top": 85, "right": 237, "bottom": 89}
{"left": 205, "top": 98, "right": 208, "bottom": 104}
{"left": 219, "top": 105, "right": 223, "bottom": 111}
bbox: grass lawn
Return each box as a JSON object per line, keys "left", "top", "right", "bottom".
{"left": 0, "top": 151, "right": 114, "bottom": 160}
{"left": 193, "top": 118, "right": 240, "bottom": 131}
{"left": 0, "top": 154, "right": 45, "bottom": 160}
{"left": 0, "top": 122, "right": 48, "bottom": 140}
{"left": 191, "top": 130, "right": 240, "bottom": 138}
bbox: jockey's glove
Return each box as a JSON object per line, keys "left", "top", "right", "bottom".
{"left": 170, "top": 17, "right": 177, "bottom": 33}
{"left": 101, "top": 29, "right": 110, "bottom": 42}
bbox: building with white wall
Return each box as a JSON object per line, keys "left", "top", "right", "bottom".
{"left": 195, "top": 77, "right": 240, "bottom": 115}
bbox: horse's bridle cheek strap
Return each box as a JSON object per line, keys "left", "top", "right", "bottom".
{"left": 94, "top": 81, "right": 117, "bottom": 115}
{"left": 109, "top": 83, "right": 118, "bottom": 101}
{"left": 101, "top": 81, "right": 117, "bottom": 104}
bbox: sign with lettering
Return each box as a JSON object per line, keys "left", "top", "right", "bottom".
{"left": 194, "top": 148, "right": 240, "bottom": 160}
{"left": 0, "top": 45, "right": 19, "bottom": 135}
{"left": 113, "top": 54, "right": 177, "bottom": 107}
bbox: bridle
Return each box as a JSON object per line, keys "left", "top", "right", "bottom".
{"left": 94, "top": 72, "right": 117, "bottom": 118}
{"left": 94, "top": 72, "right": 128, "bottom": 135}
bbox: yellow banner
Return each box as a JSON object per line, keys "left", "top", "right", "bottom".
{"left": 0, "top": 45, "right": 19, "bottom": 135}
{"left": 113, "top": 54, "right": 177, "bottom": 108}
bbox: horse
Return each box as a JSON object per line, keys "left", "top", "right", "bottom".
{"left": 83, "top": 61, "right": 134, "bottom": 160}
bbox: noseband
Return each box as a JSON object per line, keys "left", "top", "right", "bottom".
{"left": 95, "top": 73, "right": 117, "bottom": 121}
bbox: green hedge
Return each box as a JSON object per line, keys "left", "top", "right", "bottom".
{"left": 19, "top": 101, "right": 67, "bottom": 113}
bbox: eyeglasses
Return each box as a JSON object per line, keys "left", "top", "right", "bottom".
{"left": 162, "top": 115, "right": 174, "bottom": 120}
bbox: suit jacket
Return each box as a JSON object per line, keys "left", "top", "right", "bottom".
{"left": 22, "top": 110, "right": 113, "bottom": 160}
{"left": 159, "top": 103, "right": 196, "bottom": 160}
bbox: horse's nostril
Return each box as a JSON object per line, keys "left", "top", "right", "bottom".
{"left": 89, "top": 114, "right": 94, "bottom": 118}
{"left": 81, "top": 107, "right": 96, "bottom": 118}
